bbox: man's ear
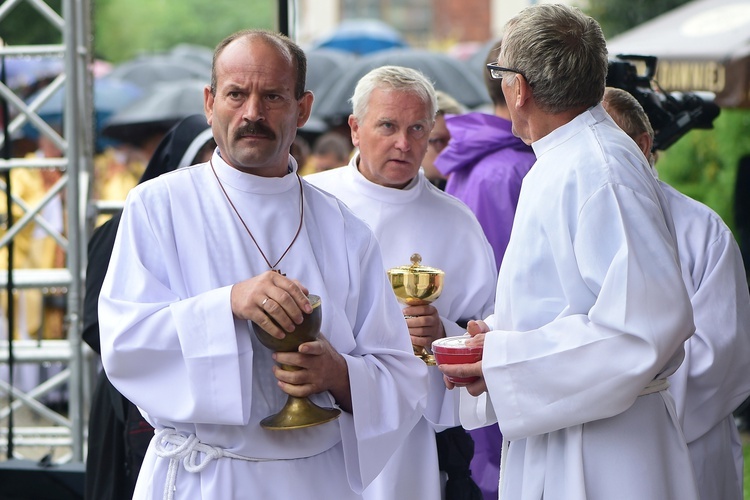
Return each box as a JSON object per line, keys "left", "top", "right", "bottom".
{"left": 296, "top": 90, "right": 314, "bottom": 127}
{"left": 204, "top": 85, "right": 214, "bottom": 124}
{"left": 348, "top": 114, "right": 360, "bottom": 148}
{"left": 634, "top": 131, "right": 653, "bottom": 158}
{"left": 515, "top": 74, "right": 531, "bottom": 108}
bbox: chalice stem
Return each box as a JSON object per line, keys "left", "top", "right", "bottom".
{"left": 260, "top": 362, "right": 341, "bottom": 430}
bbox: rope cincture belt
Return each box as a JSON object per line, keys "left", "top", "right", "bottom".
{"left": 638, "top": 377, "right": 670, "bottom": 396}
{"left": 496, "top": 378, "right": 669, "bottom": 499}
{"left": 154, "top": 428, "right": 279, "bottom": 500}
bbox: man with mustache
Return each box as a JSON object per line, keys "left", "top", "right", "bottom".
{"left": 306, "top": 65, "right": 494, "bottom": 500}
{"left": 98, "top": 29, "right": 428, "bottom": 499}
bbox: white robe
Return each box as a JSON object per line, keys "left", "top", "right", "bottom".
{"left": 661, "top": 180, "right": 750, "bottom": 500}
{"left": 460, "top": 105, "right": 700, "bottom": 500}
{"left": 98, "top": 152, "right": 429, "bottom": 499}
{"left": 307, "top": 157, "right": 497, "bottom": 500}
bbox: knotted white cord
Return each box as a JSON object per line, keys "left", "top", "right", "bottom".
{"left": 639, "top": 377, "right": 669, "bottom": 396}
{"left": 153, "top": 428, "right": 273, "bottom": 500}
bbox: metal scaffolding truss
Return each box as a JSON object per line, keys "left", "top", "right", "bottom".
{"left": 0, "top": 0, "right": 93, "bottom": 463}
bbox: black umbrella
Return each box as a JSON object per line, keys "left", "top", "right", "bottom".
{"left": 311, "top": 48, "right": 491, "bottom": 127}
{"left": 306, "top": 48, "right": 357, "bottom": 103}
{"left": 302, "top": 48, "right": 358, "bottom": 133}
{"left": 168, "top": 43, "right": 214, "bottom": 69}
{"left": 101, "top": 79, "right": 207, "bottom": 146}
{"left": 108, "top": 54, "right": 210, "bottom": 90}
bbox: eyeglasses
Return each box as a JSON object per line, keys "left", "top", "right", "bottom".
{"left": 486, "top": 63, "right": 525, "bottom": 81}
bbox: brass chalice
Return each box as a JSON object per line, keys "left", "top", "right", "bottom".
{"left": 387, "top": 254, "right": 445, "bottom": 366}
{"left": 251, "top": 294, "right": 341, "bottom": 430}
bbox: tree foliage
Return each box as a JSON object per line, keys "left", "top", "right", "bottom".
{"left": 586, "top": 0, "right": 691, "bottom": 38}
{"left": 93, "top": 0, "right": 277, "bottom": 63}
{"left": 1, "top": 0, "right": 276, "bottom": 62}
{"left": 0, "top": 0, "right": 63, "bottom": 45}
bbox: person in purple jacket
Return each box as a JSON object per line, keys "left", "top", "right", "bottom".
{"left": 434, "top": 39, "right": 536, "bottom": 500}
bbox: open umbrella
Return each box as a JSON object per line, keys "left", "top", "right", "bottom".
{"left": 311, "top": 48, "right": 491, "bottom": 127}
{"left": 302, "top": 48, "right": 358, "bottom": 133}
{"left": 306, "top": 48, "right": 357, "bottom": 102}
{"left": 108, "top": 54, "right": 210, "bottom": 90}
{"left": 168, "top": 44, "right": 214, "bottom": 68}
{"left": 607, "top": 0, "right": 750, "bottom": 108}
{"left": 101, "top": 79, "right": 207, "bottom": 146}
{"left": 312, "top": 19, "right": 407, "bottom": 56}
{"left": 21, "top": 76, "right": 144, "bottom": 150}
{"left": 2, "top": 56, "right": 64, "bottom": 90}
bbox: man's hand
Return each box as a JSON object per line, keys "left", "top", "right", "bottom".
{"left": 403, "top": 303, "right": 444, "bottom": 351}
{"left": 439, "top": 319, "right": 488, "bottom": 396}
{"left": 467, "top": 319, "right": 489, "bottom": 336}
{"left": 273, "top": 333, "right": 352, "bottom": 412}
{"left": 231, "top": 271, "right": 311, "bottom": 339}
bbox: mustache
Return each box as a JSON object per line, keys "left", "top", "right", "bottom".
{"left": 235, "top": 121, "right": 275, "bottom": 140}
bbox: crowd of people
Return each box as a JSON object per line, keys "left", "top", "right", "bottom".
{"left": 4, "top": 3, "right": 750, "bottom": 500}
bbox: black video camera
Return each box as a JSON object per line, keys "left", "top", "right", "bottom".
{"left": 606, "top": 55, "right": 720, "bottom": 151}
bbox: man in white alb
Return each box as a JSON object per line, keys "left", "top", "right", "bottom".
{"left": 307, "top": 65, "right": 495, "bottom": 500}
{"left": 438, "top": 5, "right": 701, "bottom": 499}
{"left": 603, "top": 86, "right": 750, "bottom": 500}
{"left": 98, "top": 29, "right": 428, "bottom": 499}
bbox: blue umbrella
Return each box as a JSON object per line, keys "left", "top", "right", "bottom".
{"left": 313, "top": 19, "right": 407, "bottom": 56}
{"left": 22, "top": 76, "right": 144, "bottom": 150}
{"left": 2, "top": 56, "right": 64, "bottom": 89}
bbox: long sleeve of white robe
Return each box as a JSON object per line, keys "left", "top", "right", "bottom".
{"left": 461, "top": 105, "right": 700, "bottom": 500}
{"left": 98, "top": 153, "right": 428, "bottom": 498}
{"left": 306, "top": 158, "right": 497, "bottom": 500}
{"left": 661, "top": 181, "right": 750, "bottom": 500}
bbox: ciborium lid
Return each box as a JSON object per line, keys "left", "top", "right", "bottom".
{"left": 387, "top": 253, "right": 444, "bottom": 305}
{"left": 386, "top": 253, "right": 444, "bottom": 277}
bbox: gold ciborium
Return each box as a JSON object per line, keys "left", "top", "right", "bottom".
{"left": 251, "top": 294, "right": 341, "bottom": 430}
{"left": 387, "top": 253, "right": 444, "bottom": 366}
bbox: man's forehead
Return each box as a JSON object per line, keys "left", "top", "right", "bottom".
{"left": 218, "top": 36, "right": 293, "bottom": 72}
{"left": 216, "top": 49, "right": 294, "bottom": 91}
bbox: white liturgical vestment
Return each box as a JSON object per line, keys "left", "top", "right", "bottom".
{"left": 660, "top": 180, "right": 750, "bottom": 500}
{"left": 307, "top": 157, "right": 497, "bottom": 500}
{"left": 460, "top": 105, "right": 701, "bottom": 500}
{"left": 99, "top": 152, "right": 429, "bottom": 499}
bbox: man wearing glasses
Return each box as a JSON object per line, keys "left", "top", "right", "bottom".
{"left": 439, "top": 4, "right": 700, "bottom": 499}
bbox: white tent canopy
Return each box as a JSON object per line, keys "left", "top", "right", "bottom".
{"left": 607, "top": 0, "right": 750, "bottom": 108}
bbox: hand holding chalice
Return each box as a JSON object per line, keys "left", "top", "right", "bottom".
{"left": 387, "top": 253, "right": 444, "bottom": 366}
{"left": 251, "top": 294, "right": 341, "bottom": 430}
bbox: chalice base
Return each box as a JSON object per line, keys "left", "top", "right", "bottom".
{"left": 413, "top": 345, "right": 437, "bottom": 366}
{"left": 261, "top": 395, "right": 341, "bottom": 430}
